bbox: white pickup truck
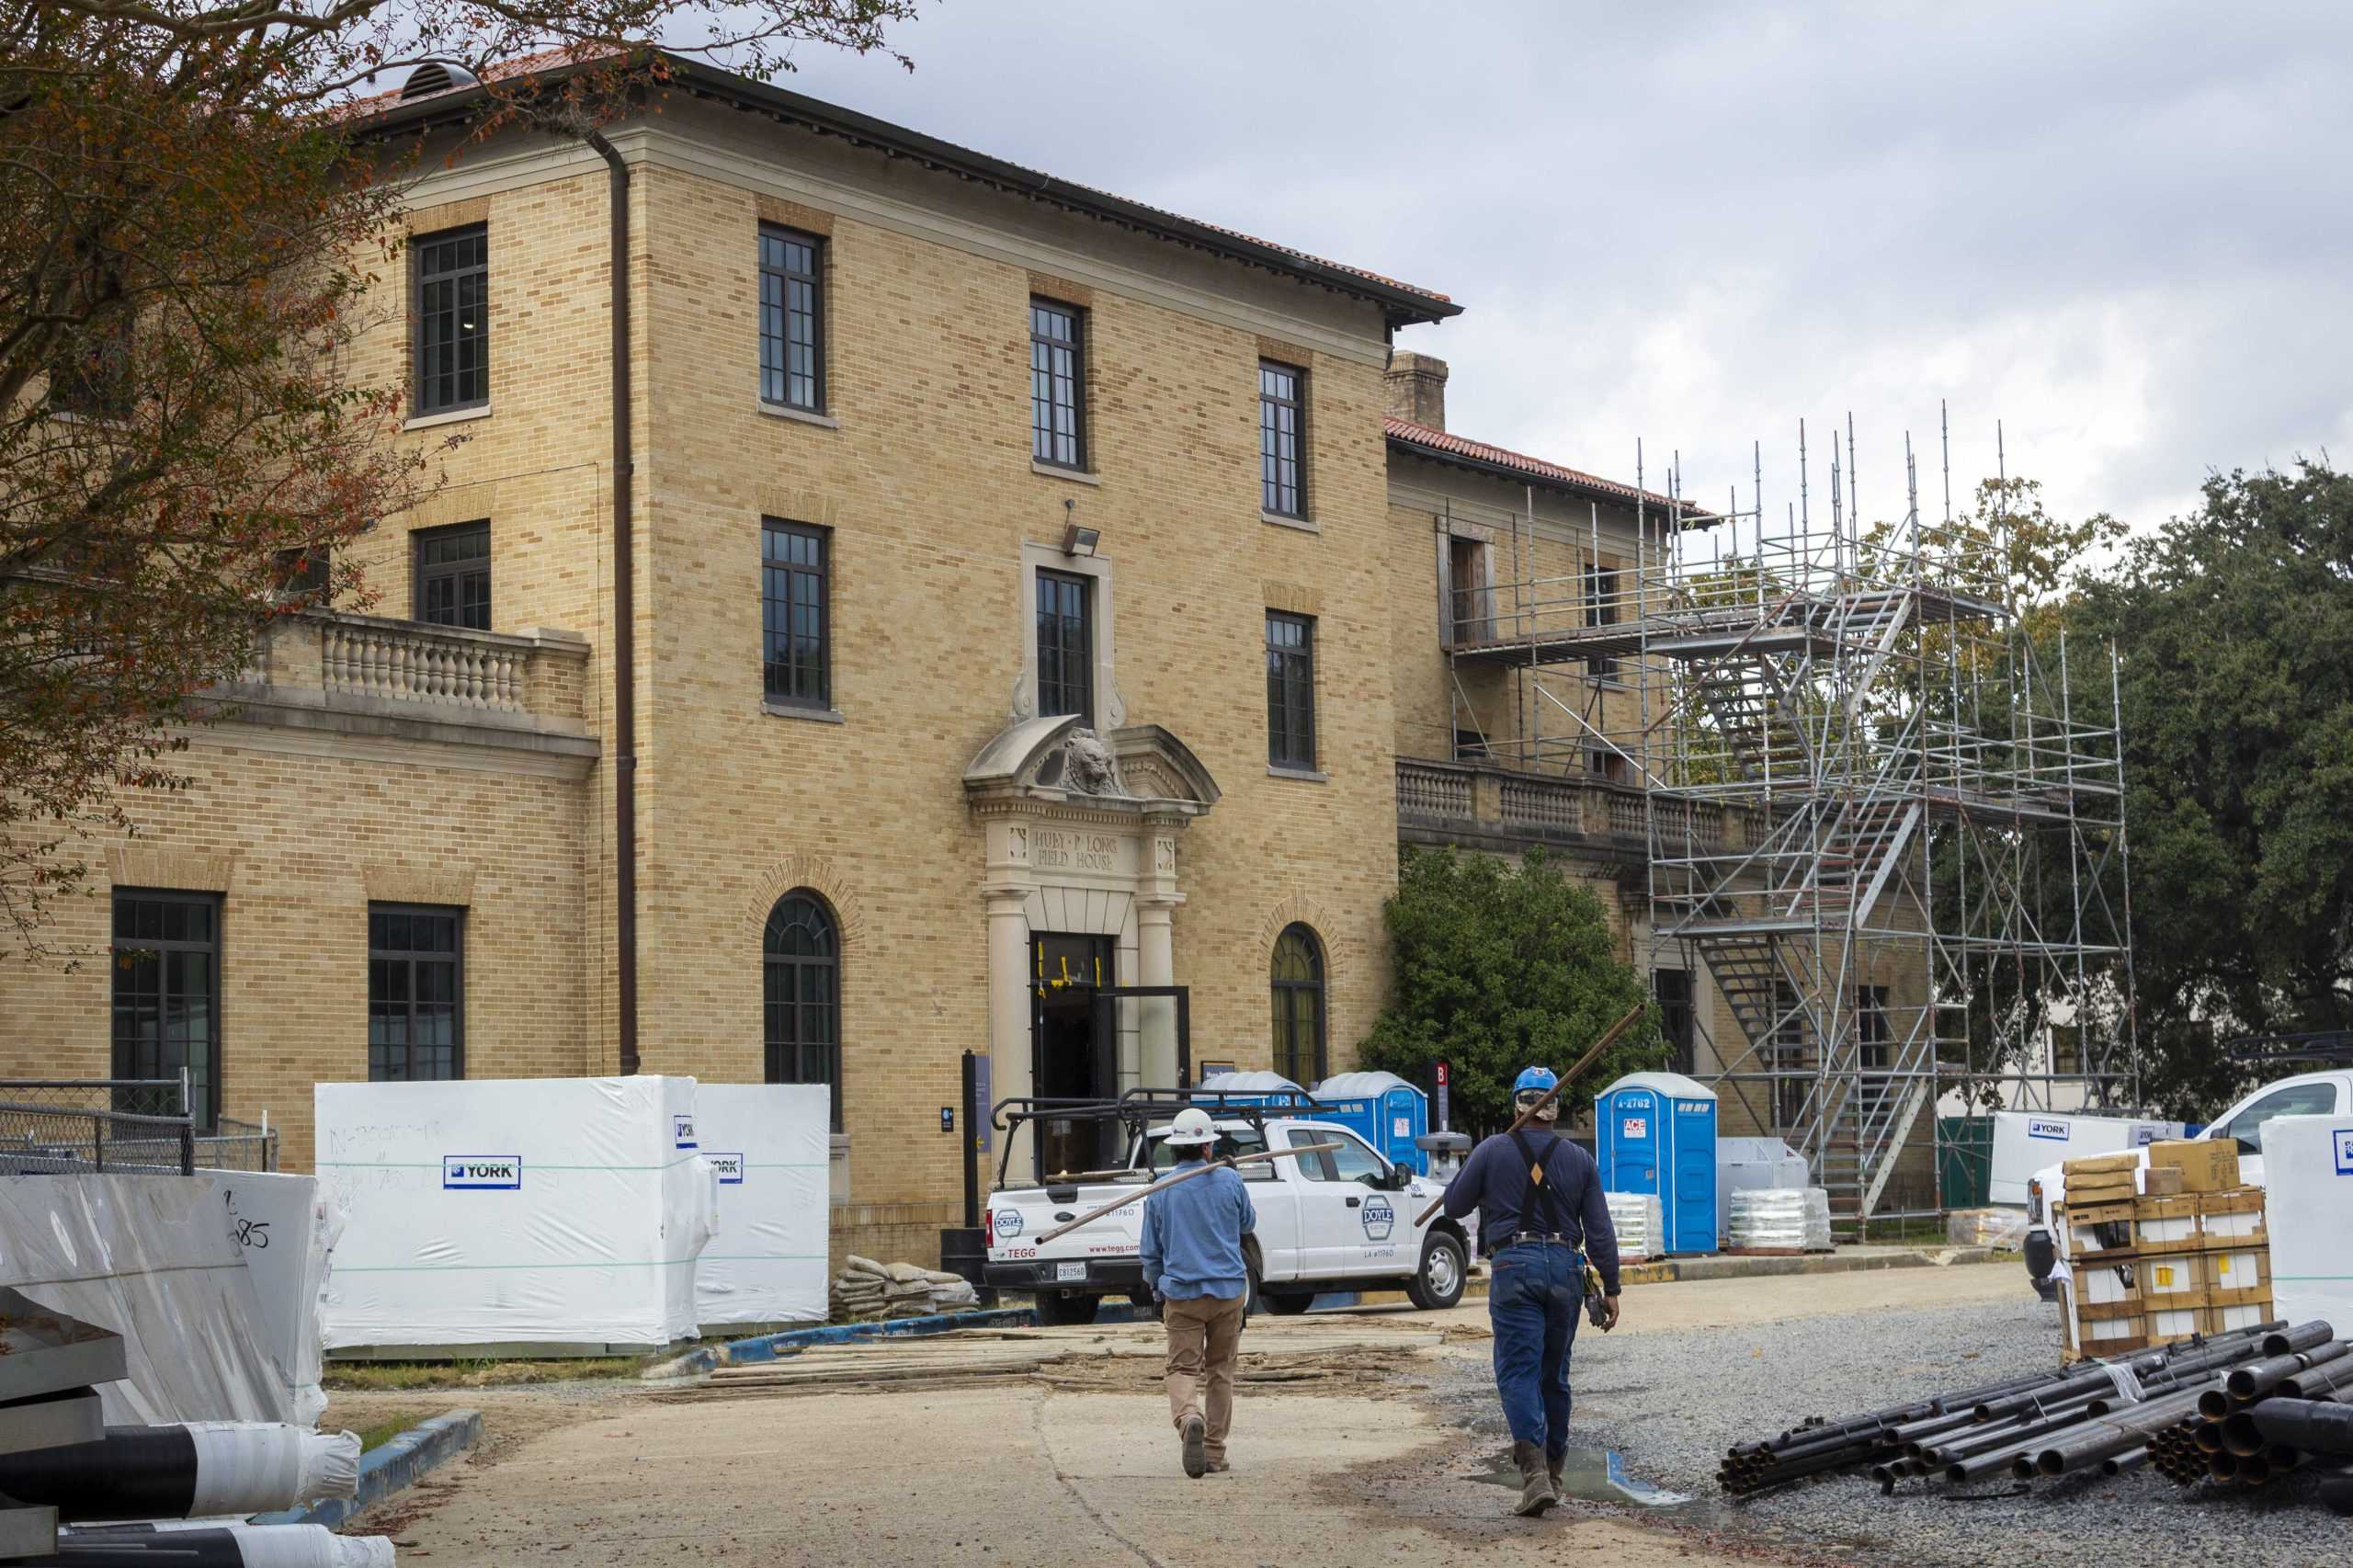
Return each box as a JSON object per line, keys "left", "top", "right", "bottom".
{"left": 983, "top": 1102, "right": 1472, "bottom": 1326}
{"left": 2023, "top": 1064, "right": 2353, "bottom": 1297}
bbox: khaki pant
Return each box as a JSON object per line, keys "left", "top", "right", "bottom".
{"left": 1162, "top": 1291, "right": 1247, "bottom": 1461}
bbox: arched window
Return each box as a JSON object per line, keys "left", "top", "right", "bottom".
{"left": 1270, "top": 924, "right": 1326, "bottom": 1085}
{"left": 764, "top": 892, "right": 840, "bottom": 1131}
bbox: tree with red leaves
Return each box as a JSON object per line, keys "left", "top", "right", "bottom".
{"left": 0, "top": 2, "right": 920, "bottom": 959}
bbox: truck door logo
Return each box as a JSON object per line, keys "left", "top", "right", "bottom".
{"left": 2334, "top": 1129, "right": 2353, "bottom": 1176}
{"left": 2028, "top": 1119, "right": 2069, "bottom": 1141}
{"left": 995, "top": 1208, "right": 1023, "bottom": 1236}
{"left": 1360, "top": 1194, "right": 1395, "bottom": 1241}
{"left": 442, "top": 1155, "right": 523, "bottom": 1190}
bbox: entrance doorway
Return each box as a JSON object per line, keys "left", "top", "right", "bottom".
{"left": 1032, "top": 933, "right": 1117, "bottom": 1176}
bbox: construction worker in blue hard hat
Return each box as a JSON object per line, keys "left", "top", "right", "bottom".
{"left": 1441, "top": 1063, "right": 1622, "bottom": 1517}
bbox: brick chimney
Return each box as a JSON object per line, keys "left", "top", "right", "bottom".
{"left": 1384, "top": 350, "right": 1449, "bottom": 430}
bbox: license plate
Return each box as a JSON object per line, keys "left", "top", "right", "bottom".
{"left": 1055, "top": 1261, "right": 1087, "bottom": 1283}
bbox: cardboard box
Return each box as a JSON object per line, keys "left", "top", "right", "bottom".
{"left": 2068, "top": 1175, "right": 2137, "bottom": 1200}
{"left": 2147, "top": 1138, "right": 2239, "bottom": 1193}
{"left": 2141, "top": 1165, "right": 2186, "bottom": 1197}
{"left": 2065, "top": 1151, "right": 2146, "bottom": 1177}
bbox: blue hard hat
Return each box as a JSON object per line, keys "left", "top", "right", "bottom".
{"left": 1513, "top": 1066, "right": 1558, "bottom": 1096}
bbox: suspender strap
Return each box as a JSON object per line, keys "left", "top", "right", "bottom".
{"left": 1509, "top": 1131, "right": 1568, "bottom": 1237}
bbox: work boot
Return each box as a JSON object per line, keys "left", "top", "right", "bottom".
{"left": 1548, "top": 1450, "right": 1565, "bottom": 1494}
{"left": 1182, "top": 1415, "right": 1208, "bottom": 1479}
{"left": 1513, "top": 1439, "right": 1557, "bottom": 1517}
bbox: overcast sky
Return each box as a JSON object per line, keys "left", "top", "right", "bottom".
{"left": 773, "top": 1, "right": 2353, "bottom": 549}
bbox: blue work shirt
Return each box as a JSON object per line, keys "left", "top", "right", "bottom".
{"left": 1140, "top": 1161, "right": 1257, "bottom": 1301}
{"left": 1441, "top": 1127, "right": 1621, "bottom": 1294}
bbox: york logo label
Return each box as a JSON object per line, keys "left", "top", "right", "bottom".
{"left": 2028, "top": 1119, "right": 2070, "bottom": 1141}
{"left": 673, "top": 1115, "right": 698, "bottom": 1150}
{"left": 443, "top": 1156, "right": 522, "bottom": 1190}
{"left": 2132, "top": 1126, "right": 2160, "bottom": 1147}
{"left": 708, "top": 1153, "right": 745, "bottom": 1186}
{"left": 2334, "top": 1129, "right": 2353, "bottom": 1176}
{"left": 1360, "top": 1195, "right": 1396, "bottom": 1242}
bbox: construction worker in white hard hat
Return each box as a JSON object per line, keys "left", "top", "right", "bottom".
{"left": 1139, "top": 1106, "right": 1257, "bottom": 1479}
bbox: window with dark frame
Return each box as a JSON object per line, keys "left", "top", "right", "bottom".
{"left": 414, "top": 225, "right": 488, "bottom": 415}
{"left": 1029, "top": 300, "right": 1086, "bottom": 470}
{"left": 758, "top": 227, "right": 824, "bottom": 412}
{"left": 1656, "top": 968, "right": 1696, "bottom": 1077}
{"left": 368, "top": 905, "right": 464, "bottom": 1082}
{"left": 1266, "top": 611, "right": 1316, "bottom": 770}
{"left": 1771, "top": 980, "right": 1807, "bottom": 1131}
{"left": 1858, "top": 984, "right": 1892, "bottom": 1072}
{"left": 110, "top": 890, "right": 222, "bottom": 1130}
{"left": 1259, "top": 361, "right": 1306, "bottom": 517}
{"left": 764, "top": 892, "right": 842, "bottom": 1132}
{"left": 1270, "top": 924, "right": 1327, "bottom": 1085}
{"left": 1448, "top": 536, "right": 1487, "bottom": 643}
{"left": 1584, "top": 563, "right": 1620, "bottom": 678}
{"left": 414, "top": 520, "right": 490, "bottom": 631}
{"left": 761, "top": 520, "right": 830, "bottom": 709}
{"left": 1036, "top": 569, "right": 1094, "bottom": 726}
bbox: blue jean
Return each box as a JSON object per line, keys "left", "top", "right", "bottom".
{"left": 1487, "top": 1240, "right": 1583, "bottom": 1457}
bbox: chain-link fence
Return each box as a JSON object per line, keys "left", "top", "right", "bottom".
{"left": 0, "top": 1078, "right": 279, "bottom": 1176}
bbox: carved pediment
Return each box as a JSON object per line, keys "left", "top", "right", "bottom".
{"left": 964, "top": 716, "right": 1220, "bottom": 813}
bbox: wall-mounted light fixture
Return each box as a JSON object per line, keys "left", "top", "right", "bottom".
{"left": 1062, "top": 517, "right": 1101, "bottom": 557}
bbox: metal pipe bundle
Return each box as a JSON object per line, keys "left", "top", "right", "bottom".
{"left": 1718, "top": 1320, "right": 2336, "bottom": 1501}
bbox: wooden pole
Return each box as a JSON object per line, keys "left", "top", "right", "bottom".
{"left": 1034, "top": 1142, "right": 1342, "bottom": 1244}
{"left": 1411, "top": 1001, "right": 1648, "bottom": 1226}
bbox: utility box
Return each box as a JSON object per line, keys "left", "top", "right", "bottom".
{"left": 1596, "top": 1072, "right": 1718, "bottom": 1255}
{"left": 1313, "top": 1071, "right": 1433, "bottom": 1175}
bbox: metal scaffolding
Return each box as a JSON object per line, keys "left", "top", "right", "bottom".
{"left": 1439, "top": 417, "right": 2139, "bottom": 1223}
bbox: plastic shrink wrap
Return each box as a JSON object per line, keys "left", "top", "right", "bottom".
{"left": 692, "top": 1084, "right": 830, "bottom": 1330}
{"left": 1603, "top": 1192, "right": 1663, "bottom": 1260}
{"left": 1727, "top": 1187, "right": 1833, "bottom": 1251}
{"left": 2260, "top": 1114, "right": 2353, "bottom": 1336}
{"left": 316, "top": 1076, "right": 718, "bottom": 1350}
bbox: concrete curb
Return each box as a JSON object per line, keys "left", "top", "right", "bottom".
{"left": 256, "top": 1409, "right": 482, "bottom": 1531}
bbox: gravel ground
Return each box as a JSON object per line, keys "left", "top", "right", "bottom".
{"left": 1429, "top": 1292, "right": 2341, "bottom": 1567}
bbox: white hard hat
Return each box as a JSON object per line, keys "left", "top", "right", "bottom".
{"left": 1164, "top": 1108, "right": 1218, "bottom": 1147}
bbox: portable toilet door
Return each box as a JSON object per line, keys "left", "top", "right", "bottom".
{"left": 1595, "top": 1080, "right": 1665, "bottom": 1202}
{"left": 1665, "top": 1085, "right": 1718, "bottom": 1253}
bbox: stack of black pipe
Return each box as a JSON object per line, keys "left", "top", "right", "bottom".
{"left": 1718, "top": 1320, "right": 2353, "bottom": 1500}
{"left": 2140, "top": 1332, "right": 2353, "bottom": 1496}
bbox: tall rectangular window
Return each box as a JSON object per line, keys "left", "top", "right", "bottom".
{"left": 1585, "top": 563, "right": 1620, "bottom": 678}
{"left": 1030, "top": 300, "right": 1086, "bottom": 470}
{"left": 110, "top": 891, "right": 222, "bottom": 1130}
{"left": 1259, "top": 361, "right": 1306, "bottom": 517}
{"left": 1771, "top": 980, "right": 1807, "bottom": 1132}
{"left": 1858, "top": 984, "right": 1892, "bottom": 1072}
{"left": 758, "top": 227, "right": 824, "bottom": 412}
{"left": 1448, "top": 536, "right": 1488, "bottom": 644}
{"left": 369, "top": 905, "right": 464, "bottom": 1081}
{"left": 414, "top": 225, "right": 488, "bottom": 415}
{"left": 414, "top": 520, "right": 490, "bottom": 631}
{"left": 1267, "top": 611, "right": 1316, "bottom": 770}
{"left": 1036, "top": 569, "right": 1094, "bottom": 726}
{"left": 761, "top": 520, "right": 830, "bottom": 709}
{"left": 1655, "top": 968, "right": 1696, "bottom": 1077}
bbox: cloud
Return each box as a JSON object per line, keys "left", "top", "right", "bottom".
{"left": 776, "top": 0, "right": 2353, "bottom": 537}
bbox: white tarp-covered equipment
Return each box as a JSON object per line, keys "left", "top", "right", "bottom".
{"left": 2261, "top": 1114, "right": 2353, "bottom": 1335}
{"left": 316, "top": 1075, "right": 719, "bottom": 1351}
{"left": 1987, "top": 1109, "right": 2184, "bottom": 1206}
{"left": 1714, "top": 1136, "right": 1809, "bottom": 1246}
{"left": 218, "top": 1172, "right": 341, "bottom": 1426}
{"left": 0, "top": 1173, "right": 296, "bottom": 1425}
{"left": 1604, "top": 1191, "right": 1663, "bottom": 1260}
{"left": 1728, "top": 1187, "right": 1833, "bottom": 1252}
{"left": 693, "top": 1084, "right": 830, "bottom": 1330}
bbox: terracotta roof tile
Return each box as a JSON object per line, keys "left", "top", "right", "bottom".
{"left": 1385, "top": 416, "right": 1711, "bottom": 520}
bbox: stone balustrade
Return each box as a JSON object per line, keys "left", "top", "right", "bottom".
{"left": 228, "top": 610, "right": 591, "bottom": 731}
{"left": 1397, "top": 756, "right": 1755, "bottom": 859}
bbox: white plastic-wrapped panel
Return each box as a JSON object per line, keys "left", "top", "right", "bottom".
{"left": 1727, "top": 1187, "right": 1833, "bottom": 1252}
{"left": 2262, "top": 1114, "right": 2353, "bottom": 1335}
{"left": 0, "top": 1173, "right": 291, "bottom": 1425}
{"left": 1604, "top": 1192, "right": 1663, "bottom": 1260}
{"left": 219, "top": 1172, "right": 341, "bottom": 1426}
{"left": 1714, "top": 1137, "right": 1810, "bottom": 1246}
{"left": 315, "top": 1076, "right": 717, "bottom": 1351}
{"left": 692, "top": 1084, "right": 830, "bottom": 1331}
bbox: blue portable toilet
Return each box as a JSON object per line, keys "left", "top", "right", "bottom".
{"left": 1311, "top": 1071, "right": 1432, "bottom": 1175}
{"left": 1595, "top": 1071, "right": 1718, "bottom": 1255}
{"left": 1191, "top": 1071, "right": 1312, "bottom": 1116}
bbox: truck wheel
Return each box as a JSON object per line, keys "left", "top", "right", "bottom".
{"left": 1033, "top": 1290, "right": 1101, "bottom": 1327}
{"left": 1407, "top": 1232, "right": 1468, "bottom": 1312}
{"left": 1245, "top": 1259, "right": 1265, "bottom": 1319}
{"left": 1261, "top": 1290, "right": 1313, "bottom": 1316}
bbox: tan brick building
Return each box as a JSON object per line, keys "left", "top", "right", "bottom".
{"left": 1, "top": 54, "right": 1936, "bottom": 1260}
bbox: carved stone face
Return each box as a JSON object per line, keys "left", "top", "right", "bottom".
{"left": 1062, "top": 730, "right": 1124, "bottom": 796}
